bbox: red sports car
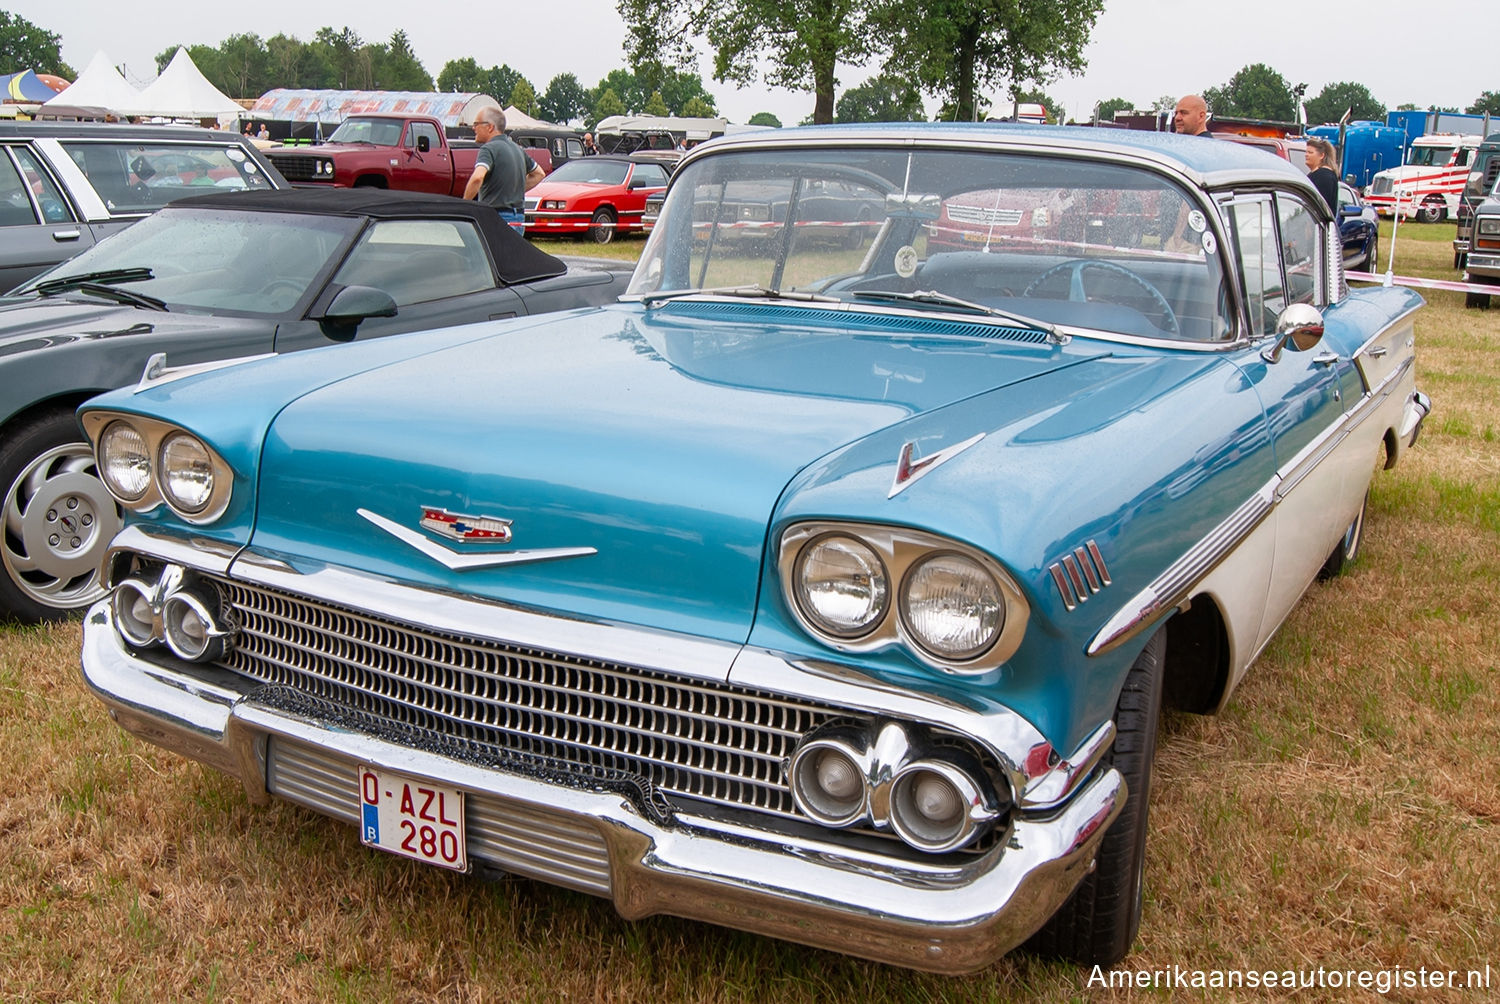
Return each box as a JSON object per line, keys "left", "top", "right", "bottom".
{"left": 524, "top": 155, "right": 671, "bottom": 243}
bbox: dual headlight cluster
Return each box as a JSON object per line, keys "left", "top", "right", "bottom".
{"left": 113, "top": 563, "right": 232, "bottom": 663}
{"left": 82, "top": 413, "right": 232, "bottom": 523}
{"left": 779, "top": 522, "right": 1027, "bottom": 674}
{"left": 538, "top": 199, "right": 567, "bottom": 211}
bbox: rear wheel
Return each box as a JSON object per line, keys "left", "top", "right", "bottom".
{"left": 1319, "top": 491, "right": 1368, "bottom": 581}
{"left": 589, "top": 207, "right": 616, "bottom": 244}
{"left": 1367, "top": 235, "right": 1378, "bottom": 275}
{"left": 1027, "top": 629, "right": 1165, "bottom": 966}
{"left": 1, "top": 409, "right": 123, "bottom": 622}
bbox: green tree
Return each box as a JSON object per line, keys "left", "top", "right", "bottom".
{"left": 1468, "top": 91, "right": 1500, "bottom": 115}
{"left": 643, "top": 89, "right": 670, "bottom": 116}
{"left": 1095, "top": 96, "right": 1133, "bottom": 123}
{"left": 438, "top": 57, "right": 486, "bottom": 92}
{"left": 592, "top": 69, "right": 645, "bottom": 114}
{"left": 620, "top": 0, "right": 876, "bottom": 124}
{"left": 539, "top": 73, "right": 589, "bottom": 123}
{"left": 312, "top": 26, "right": 364, "bottom": 89}
{"left": 215, "top": 33, "right": 271, "bottom": 98}
{"left": 376, "top": 30, "right": 432, "bottom": 91}
{"left": 680, "top": 95, "right": 716, "bottom": 118}
{"left": 0, "top": 10, "right": 72, "bottom": 76}
{"left": 592, "top": 86, "right": 627, "bottom": 126}
{"left": 487, "top": 65, "right": 522, "bottom": 106}
{"left": 747, "top": 111, "right": 782, "bottom": 127}
{"left": 834, "top": 72, "right": 924, "bottom": 122}
{"left": 876, "top": 0, "right": 1102, "bottom": 124}
{"left": 509, "top": 78, "right": 537, "bottom": 115}
{"left": 1202, "top": 63, "right": 1295, "bottom": 121}
{"left": 652, "top": 67, "right": 718, "bottom": 116}
{"left": 1304, "top": 82, "right": 1385, "bottom": 125}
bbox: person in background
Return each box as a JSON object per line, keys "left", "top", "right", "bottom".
{"left": 256, "top": 124, "right": 270, "bottom": 141}
{"left": 1305, "top": 137, "right": 1340, "bottom": 216}
{"left": 581, "top": 132, "right": 599, "bottom": 156}
{"left": 1173, "top": 95, "right": 1211, "bottom": 136}
{"left": 463, "top": 107, "right": 546, "bottom": 234}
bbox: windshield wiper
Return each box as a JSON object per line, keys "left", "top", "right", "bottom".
{"left": 33, "top": 267, "right": 154, "bottom": 296}
{"left": 850, "top": 288, "right": 1062, "bottom": 343}
{"left": 48, "top": 281, "right": 167, "bottom": 311}
{"left": 640, "top": 284, "right": 841, "bottom": 306}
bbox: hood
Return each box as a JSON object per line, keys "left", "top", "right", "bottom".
{"left": 0, "top": 296, "right": 153, "bottom": 358}
{"left": 530, "top": 180, "right": 632, "bottom": 201}
{"left": 247, "top": 302, "right": 1111, "bottom": 647}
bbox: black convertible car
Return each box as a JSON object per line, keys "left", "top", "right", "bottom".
{"left": 0, "top": 188, "right": 631, "bottom": 622}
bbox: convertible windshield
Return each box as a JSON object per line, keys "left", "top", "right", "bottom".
{"left": 630, "top": 147, "right": 1233, "bottom": 341}
{"left": 19, "top": 207, "right": 359, "bottom": 314}
{"left": 544, "top": 159, "right": 631, "bottom": 186}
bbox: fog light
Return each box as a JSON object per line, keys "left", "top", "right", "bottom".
{"left": 889, "top": 761, "right": 993, "bottom": 852}
{"left": 113, "top": 579, "right": 158, "bottom": 648}
{"left": 789, "top": 740, "right": 867, "bottom": 826}
{"left": 161, "top": 584, "right": 229, "bottom": 662}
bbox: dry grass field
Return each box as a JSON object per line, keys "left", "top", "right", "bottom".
{"left": 1, "top": 222, "right": 1496, "bottom": 1002}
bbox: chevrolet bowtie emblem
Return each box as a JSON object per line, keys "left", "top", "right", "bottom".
{"left": 358, "top": 509, "right": 596, "bottom": 572}
{"left": 420, "top": 506, "right": 513, "bottom": 543}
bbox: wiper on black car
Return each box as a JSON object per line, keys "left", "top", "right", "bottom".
{"left": 33, "top": 267, "right": 154, "bottom": 295}
{"left": 639, "top": 284, "right": 841, "bottom": 306}
{"left": 49, "top": 282, "right": 168, "bottom": 311}
{"left": 850, "top": 288, "right": 1061, "bottom": 342}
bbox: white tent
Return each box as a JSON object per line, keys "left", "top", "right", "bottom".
{"left": 39, "top": 51, "right": 139, "bottom": 118}
{"left": 124, "top": 47, "right": 241, "bottom": 119}
{"left": 502, "top": 106, "right": 564, "bottom": 131}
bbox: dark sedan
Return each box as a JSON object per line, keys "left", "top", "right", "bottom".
{"left": 0, "top": 188, "right": 630, "bottom": 622}
{"left": 1337, "top": 182, "right": 1379, "bottom": 273}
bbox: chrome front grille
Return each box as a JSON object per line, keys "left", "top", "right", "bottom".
{"left": 1369, "top": 176, "right": 1392, "bottom": 196}
{"left": 266, "top": 154, "right": 321, "bottom": 182}
{"left": 215, "top": 579, "right": 845, "bottom": 822}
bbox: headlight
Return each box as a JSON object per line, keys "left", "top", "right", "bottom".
{"left": 541, "top": 199, "right": 565, "bottom": 210}
{"left": 99, "top": 422, "right": 151, "bottom": 501}
{"left": 793, "top": 535, "right": 889, "bottom": 638}
{"left": 159, "top": 432, "right": 215, "bottom": 513}
{"left": 1479, "top": 218, "right": 1500, "bottom": 236}
{"left": 900, "top": 553, "right": 1004, "bottom": 660}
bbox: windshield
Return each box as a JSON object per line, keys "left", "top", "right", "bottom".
{"left": 327, "top": 118, "right": 405, "bottom": 146}
{"left": 19, "top": 207, "right": 359, "bottom": 314}
{"left": 59, "top": 140, "right": 275, "bottom": 215}
{"left": 1407, "top": 144, "right": 1456, "bottom": 167}
{"left": 544, "top": 159, "right": 631, "bottom": 186}
{"left": 631, "top": 146, "right": 1232, "bottom": 341}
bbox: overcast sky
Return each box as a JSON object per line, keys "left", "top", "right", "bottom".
{"left": 13, "top": 0, "right": 1493, "bottom": 126}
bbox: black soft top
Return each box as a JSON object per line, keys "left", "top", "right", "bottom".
{"left": 173, "top": 188, "right": 568, "bottom": 284}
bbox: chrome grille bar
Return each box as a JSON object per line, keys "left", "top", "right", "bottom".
{"left": 217, "top": 579, "right": 846, "bottom": 820}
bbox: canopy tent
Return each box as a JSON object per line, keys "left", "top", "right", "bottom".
{"left": 250, "top": 89, "right": 500, "bottom": 131}
{"left": 39, "top": 51, "right": 139, "bottom": 118}
{"left": 501, "top": 105, "right": 564, "bottom": 131}
{"left": 1, "top": 70, "right": 67, "bottom": 102}
{"left": 123, "top": 47, "right": 240, "bottom": 119}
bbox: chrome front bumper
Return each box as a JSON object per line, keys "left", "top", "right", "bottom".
{"left": 81, "top": 597, "right": 1123, "bottom": 974}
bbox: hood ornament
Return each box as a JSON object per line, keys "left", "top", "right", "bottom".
{"left": 358, "top": 509, "right": 595, "bottom": 572}
{"left": 888, "top": 433, "right": 985, "bottom": 498}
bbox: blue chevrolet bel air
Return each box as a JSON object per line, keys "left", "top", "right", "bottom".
{"left": 76, "top": 123, "right": 1430, "bottom": 973}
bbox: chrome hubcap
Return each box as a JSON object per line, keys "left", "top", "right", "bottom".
{"left": 2, "top": 443, "right": 123, "bottom": 610}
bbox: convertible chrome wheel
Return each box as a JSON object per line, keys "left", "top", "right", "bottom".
{"left": 1, "top": 418, "right": 123, "bottom": 621}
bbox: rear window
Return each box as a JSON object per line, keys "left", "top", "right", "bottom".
{"left": 59, "top": 140, "right": 274, "bottom": 215}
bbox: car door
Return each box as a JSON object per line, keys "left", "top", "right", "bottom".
{"left": 0, "top": 145, "right": 96, "bottom": 291}
{"left": 394, "top": 122, "right": 450, "bottom": 195}
{"left": 275, "top": 216, "right": 525, "bottom": 352}
{"left": 621, "top": 162, "right": 669, "bottom": 229}
{"left": 1225, "top": 192, "right": 1360, "bottom": 649}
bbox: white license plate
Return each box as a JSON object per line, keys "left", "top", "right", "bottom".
{"left": 358, "top": 765, "right": 467, "bottom": 872}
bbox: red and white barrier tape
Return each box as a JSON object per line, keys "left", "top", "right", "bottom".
{"left": 1347, "top": 270, "right": 1497, "bottom": 295}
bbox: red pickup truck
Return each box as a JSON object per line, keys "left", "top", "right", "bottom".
{"left": 266, "top": 114, "right": 557, "bottom": 195}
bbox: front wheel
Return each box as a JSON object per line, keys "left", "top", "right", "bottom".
{"left": 0, "top": 409, "right": 124, "bottom": 622}
{"left": 1414, "top": 199, "right": 1444, "bottom": 224}
{"left": 1027, "top": 629, "right": 1165, "bottom": 966}
{"left": 589, "top": 207, "right": 616, "bottom": 244}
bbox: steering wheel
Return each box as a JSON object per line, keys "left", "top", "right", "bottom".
{"left": 257, "top": 279, "right": 305, "bottom": 305}
{"left": 1022, "top": 259, "right": 1179, "bottom": 336}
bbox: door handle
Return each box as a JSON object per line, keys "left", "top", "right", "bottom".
{"left": 1313, "top": 351, "right": 1340, "bottom": 367}
{"left": 52, "top": 229, "right": 82, "bottom": 241}
{"left": 1367, "top": 345, "right": 1388, "bottom": 358}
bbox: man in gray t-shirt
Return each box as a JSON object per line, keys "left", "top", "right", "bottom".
{"left": 463, "top": 107, "right": 544, "bottom": 232}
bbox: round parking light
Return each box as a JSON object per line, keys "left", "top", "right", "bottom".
{"left": 789, "top": 740, "right": 867, "bottom": 826}
{"left": 161, "top": 585, "right": 228, "bottom": 662}
{"left": 112, "top": 578, "right": 158, "bottom": 648}
{"left": 889, "top": 761, "right": 989, "bottom": 853}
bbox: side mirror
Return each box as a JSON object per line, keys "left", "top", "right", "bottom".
{"left": 1262, "top": 302, "right": 1325, "bottom": 362}
{"left": 313, "top": 284, "right": 398, "bottom": 342}
{"left": 1338, "top": 204, "right": 1359, "bottom": 218}
{"left": 417, "top": 135, "right": 431, "bottom": 153}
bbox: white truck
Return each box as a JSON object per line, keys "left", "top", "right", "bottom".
{"left": 1363, "top": 133, "right": 1480, "bottom": 223}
